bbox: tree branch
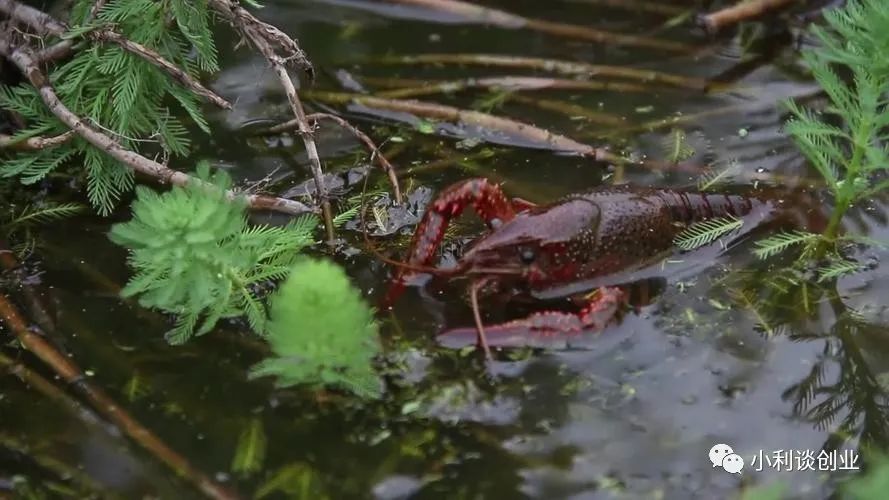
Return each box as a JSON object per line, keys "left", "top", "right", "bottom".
{"left": 207, "top": 0, "right": 336, "bottom": 242}
{"left": 699, "top": 0, "right": 799, "bottom": 34}
{"left": 0, "top": 130, "right": 74, "bottom": 150}
{"left": 0, "top": 38, "right": 313, "bottom": 215}
{"left": 265, "top": 112, "right": 403, "bottom": 204}
{"left": 0, "top": 293, "right": 240, "bottom": 500}
{"left": 0, "top": 0, "right": 231, "bottom": 109}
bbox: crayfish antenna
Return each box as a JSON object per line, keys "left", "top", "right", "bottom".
{"left": 470, "top": 279, "right": 493, "bottom": 361}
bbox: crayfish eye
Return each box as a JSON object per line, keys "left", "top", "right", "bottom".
{"left": 519, "top": 247, "right": 536, "bottom": 264}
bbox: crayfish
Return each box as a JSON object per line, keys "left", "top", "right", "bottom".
{"left": 383, "top": 178, "right": 773, "bottom": 358}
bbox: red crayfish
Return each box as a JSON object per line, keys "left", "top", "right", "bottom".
{"left": 383, "top": 177, "right": 773, "bottom": 357}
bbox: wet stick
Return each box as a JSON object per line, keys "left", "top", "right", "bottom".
{"left": 371, "top": 76, "right": 658, "bottom": 99}
{"left": 261, "top": 112, "right": 403, "bottom": 203}
{"left": 699, "top": 0, "right": 800, "bottom": 34}
{"left": 207, "top": 0, "right": 335, "bottom": 242}
{"left": 302, "top": 91, "right": 613, "bottom": 159}
{"left": 0, "top": 295, "right": 240, "bottom": 500}
{"left": 373, "top": 53, "right": 714, "bottom": 90}
{"left": 377, "top": 0, "right": 694, "bottom": 53}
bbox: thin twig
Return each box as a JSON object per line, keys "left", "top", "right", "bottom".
{"left": 272, "top": 63, "right": 335, "bottom": 241}
{"left": 0, "top": 295, "right": 239, "bottom": 500}
{"left": 0, "top": 38, "right": 313, "bottom": 215}
{"left": 373, "top": 53, "right": 716, "bottom": 90}
{"left": 207, "top": 0, "right": 335, "bottom": 241}
{"left": 359, "top": 0, "right": 694, "bottom": 53}
{"left": 470, "top": 279, "right": 493, "bottom": 361}
{"left": 304, "top": 91, "right": 613, "bottom": 159}
{"left": 87, "top": 29, "right": 231, "bottom": 109}
{"left": 265, "top": 112, "right": 403, "bottom": 204}
{"left": 368, "top": 75, "right": 659, "bottom": 99}
{"left": 699, "top": 0, "right": 799, "bottom": 34}
{"left": 0, "top": 130, "right": 74, "bottom": 150}
{"left": 0, "top": 0, "right": 231, "bottom": 109}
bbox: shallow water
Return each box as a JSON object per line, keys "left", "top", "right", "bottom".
{"left": 4, "top": 1, "right": 889, "bottom": 499}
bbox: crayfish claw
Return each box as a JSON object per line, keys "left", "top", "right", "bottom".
{"left": 437, "top": 287, "right": 627, "bottom": 350}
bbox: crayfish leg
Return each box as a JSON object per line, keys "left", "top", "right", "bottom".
{"left": 384, "top": 178, "right": 518, "bottom": 307}
{"left": 437, "top": 287, "right": 628, "bottom": 350}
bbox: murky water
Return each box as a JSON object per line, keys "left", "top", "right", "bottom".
{"left": 4, "top": 1, "right": 889, "bottom": 499}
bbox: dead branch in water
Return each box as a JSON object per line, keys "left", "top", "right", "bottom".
{"left": 507, "top": 94, "right": 627, "bottom": 127}
{"left": 0, "top": 0, "right": 231, "bottom": 109}
{"left": 0, "top": 39, "right": 314, "bottom": 215}
{"left": 373, "top": 53, "right": 715, "bottom": 90}
{"left": 303, "top": 91, "right": 614, "bottom": 160}
{"left": 263, "top": 112, "right": 403, "bottom": 203}
{"left": 208, "top": 0, "right": 335, "bottom": 241}
{"left": 369, "top": 75, "right": 659, "bottom": 99}
{"left": 0, "top": 294, "right": 239, "bottom": 500}
{"left": 699, "top": 0, "right": 800, "bottom": 34}
{"left": 306, "top": 91, "right": 708, "bottom": 174}
{"left": 377, "top": 0, "right": 694, "bottom": 53}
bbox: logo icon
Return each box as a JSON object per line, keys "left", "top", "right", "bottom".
{"left": 709, "top": 443, "right": 744, "bottom": 475}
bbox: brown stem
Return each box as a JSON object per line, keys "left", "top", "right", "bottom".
{"left": 0, "top": 0, "right": 230, "bottom": 109}
{"left": 699, "top": 0, "right": 799, "bottom": 34}
{"left": 368, "top": 75, "right": 658, "bottom": 99}
{"left": 206, "top": 0, "right": 333, "bottom": 240}
{"left": 0, "top": 130, "right": 74, "bottom": 150}
{"left": 87, "top": 29, "right": 231, "bottom": 109}
{"left": 304, "top": 91, "right": 613, "bottom": 160}
{"left": 376, "top": 0, "right": 694, "bottom": 53}
{"left": 373, "top": 53, "right": 715, "bottom": 90}
{"left": 264, "top": 112, "right": 403, "bottom": 204}
{"left": 0, "top": 240, "right": 55, "bottom": 333}
{"left": 0, "top": 38, "right": 313, "bottom": 215}
{"left": 271, "top": 63, "right": 335, "bottom": 241}
{"left": 0, "top": 295, "right": 240, "bottom": 500}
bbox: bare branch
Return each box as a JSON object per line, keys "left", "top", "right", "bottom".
{"left": 0, "top": 39, "right": 313, "bottom": 215}
{"left": 0, "top": 130, "right": 75, "bottom": 150}
{"left": 269, "top": 112, "right": 403, "bottom": 204}
{"left": 206, "top": 0, "right": 313, "bottom": 77}
{"left": 0, "top": 0, "right": 66, "bottom": 35}
{"left": 208, "top": 0, "right": 335, "bottom": 241}
{"left": 699, "top": 0, "right": 799, "bottom": 34}
{"left": 0, "top": 294, "right": 240, "bottom": 500}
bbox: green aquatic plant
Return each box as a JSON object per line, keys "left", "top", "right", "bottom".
{"left": 0, "top": 0, "right": 217, "bottom": 214}
{"left": 108, "top": 164, "right": 317, "bottom": 344}
{"left": 782, "top": 0, "right": 889, "bottom": 246}
{"left": 662, "top": 128, "right": 695, "bottom": 164}
{"left": 249, "top": 258, "right": 382, "bottom": 398}
{"left": 231, "top": 418, "right": 268, "bottom": 478}
{"left": 674, "top": 215, "right": 743, "bottom": 251}
{"left": 679, "top": 0, "right": 889, "bottom": 284}
{"left": 1, "top": 201, "right": 83, "bottom": 257}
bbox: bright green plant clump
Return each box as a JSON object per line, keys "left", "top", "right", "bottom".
{"left": 250, "top": 259, "right": 382, "bottom": 399}
{"left": 108, "top": 165, "right": 317, "bottom": 344}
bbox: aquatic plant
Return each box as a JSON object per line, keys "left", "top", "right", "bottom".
{"left": 0, "top": 0, "right": 217, "bottom": 214}
{"left": 677, "top": 0, "right": 888, "bottom": 279}
{"left": 108, "top": 164, "right": 318, "bottom": 344}
{"left": 250, "top": 258, "right": 382, "bottom": 398}
{"left": 777, "top": 0, "right": 889, "bottom": 250}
